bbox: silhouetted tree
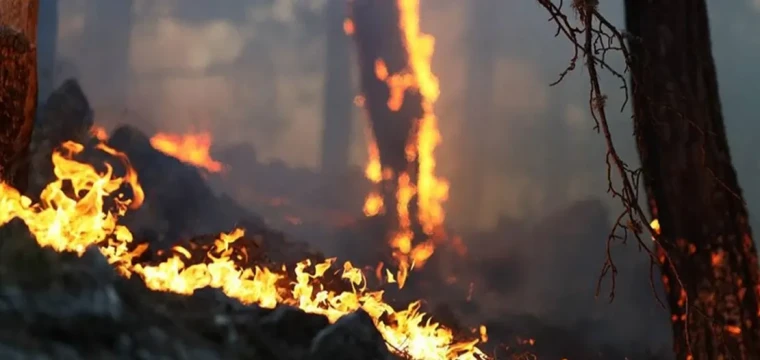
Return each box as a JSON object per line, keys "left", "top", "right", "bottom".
{"left": 0, "top": 0, "right": 38, "bottom": 191}
{"left": 626, "top": 0, "right": 760, "bottom": 358}
{"left": 350, "top": 0, "right": 424, "bottom": 227}
{"left": 536, "top": 0, "right": 760, "bottom": 357}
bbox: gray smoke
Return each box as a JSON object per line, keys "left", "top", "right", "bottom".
{"left": 45, "top": 0, "right": 760, "bottom": 355}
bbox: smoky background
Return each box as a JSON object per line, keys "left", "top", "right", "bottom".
{"left": 39, "top": 0, "right": 760, "bottom": 355}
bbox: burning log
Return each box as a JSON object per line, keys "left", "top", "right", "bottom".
{"left": 0, "top": 0, "right": 38, "bottom": 192}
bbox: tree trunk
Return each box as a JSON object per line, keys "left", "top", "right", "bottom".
{"left": 320, "top": 0, "right": 354, "bottom": 177}
{"left": 0, "top": 0, "right": 38, "bottom": 192}
{"left": 626, "top": 1, "right": 760, "bottom": 358}
{"left": 350, "top": 0, "right": 424, "bottom": 229}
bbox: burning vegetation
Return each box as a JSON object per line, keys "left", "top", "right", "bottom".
{"left": 0, "top": 138, "right": 487, "bottom": 359}
{"left": 6, "top": 0, "right": 748, "bottom": 358}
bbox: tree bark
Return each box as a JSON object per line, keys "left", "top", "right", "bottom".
{"left": 626, "top": 0, "right": 760, "bottom": 358}
{"left": 350, "top": 0, "right": 424, "bottom": 229}
{"left": 0, "top": 0, "right": 38, "bottom": 192}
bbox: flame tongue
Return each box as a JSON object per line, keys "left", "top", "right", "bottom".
{"left": 0, "top": 140, "right": 486, "bottom": 359}
{"left": 149, "top": 132, "right": 224, "bottom": 173}
{"left": 0, "top": 141, "right": 139, "bottom": 264}
{"left": 396, "top": 0, "right": 448, "bottom": 244}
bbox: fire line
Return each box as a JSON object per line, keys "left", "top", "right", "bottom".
{"left": 0, "top": 140, "right": 488, "bottom": 360}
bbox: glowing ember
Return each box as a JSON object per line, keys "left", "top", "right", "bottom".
{"left": 479, "top": 325, "right": 488, "bottom": 343}
{"left": 365, "top": 135, "right": 383, "bottom": 184}
{"left": 362, "top": 129, "right": 386, "bottom": 217}
{"left": 343, "top": 18, "right": 355, "bottom": 35}
{"left": 0, "top": 141, "right": 487, "bottom": 360}
{"left": 149, "top": 132, "right": 224, "bottom": 173}
{"left": 650, "top": 219, "right": 660, "bottom": 236}
{"left": 363, "top": 192, "right": 384, "bottom": 216}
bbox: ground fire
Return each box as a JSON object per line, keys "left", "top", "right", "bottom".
{"left": 0, "top": 138, "right": 488, "bottom": 359}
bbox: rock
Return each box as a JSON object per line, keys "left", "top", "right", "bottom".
{"left": 261, "top": 306, "right": 330, "bottom": 349}
{"left": 309, "top": 309, "right": 397, "bottom": 360}
{"left": 192, "top": 287, "right": 246, "bottom": 312}
{"left": 107, "top": 125, "right": 273, "bottom": 250}
{"left": 28, "top": 79, "right": 94, "bottom": 196}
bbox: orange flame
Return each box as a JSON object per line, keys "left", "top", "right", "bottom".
{"left": 363, "top": 192, "right": 384, "bottom": 216}
{"left": 397, "top": 0, "right": 448, "bottom": 236}
{"left": 365, "top": 135, "right": 382, "bottom": 184}
{"left": 0, "top": 140, "right": 487, "bottom": 360}
{"left": 0, "top": 141, "right": 142, "bottom": 267}
{"left": 361, "top": 0, "right": 450, "bottom": 282}
{"left": 343, "top": 18, "right": 355, "bottom": 36}
{"left": 362, "top": 128, "right": 386, "bottom": 216}
{"left": 149, "top": 132, "right": 224, "bottom": 173}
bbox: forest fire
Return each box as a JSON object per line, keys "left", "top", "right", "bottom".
{"left": 357, "top": 0, "right": 449, "bottom": 284}
{"left": 0, "top": 141, "right": 488, "bottom": 360}
{"left": 149, "top": 131, "right": 224, "bottom": 173}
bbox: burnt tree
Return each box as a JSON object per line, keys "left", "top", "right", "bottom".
{"left": 350, "top": 0, "right": 424, "bottom": 232}
{"left": 0, "top": 0, "right": 38, "bottom": 192}
{"left": 626, "top": 0, "right": 760, "bottom": 358}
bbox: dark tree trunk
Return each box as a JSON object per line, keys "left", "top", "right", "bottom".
{"left": 626, "top": 1, "right": 760, "bottom": 358}
{"left": 320, "top": 0, "right": 354, "bottom": 177}
{"left": 0, "top": 0, "right": 38, "bottom": 192}
{"left": 350, "top": 0, "right": 424, "bottom": 229}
